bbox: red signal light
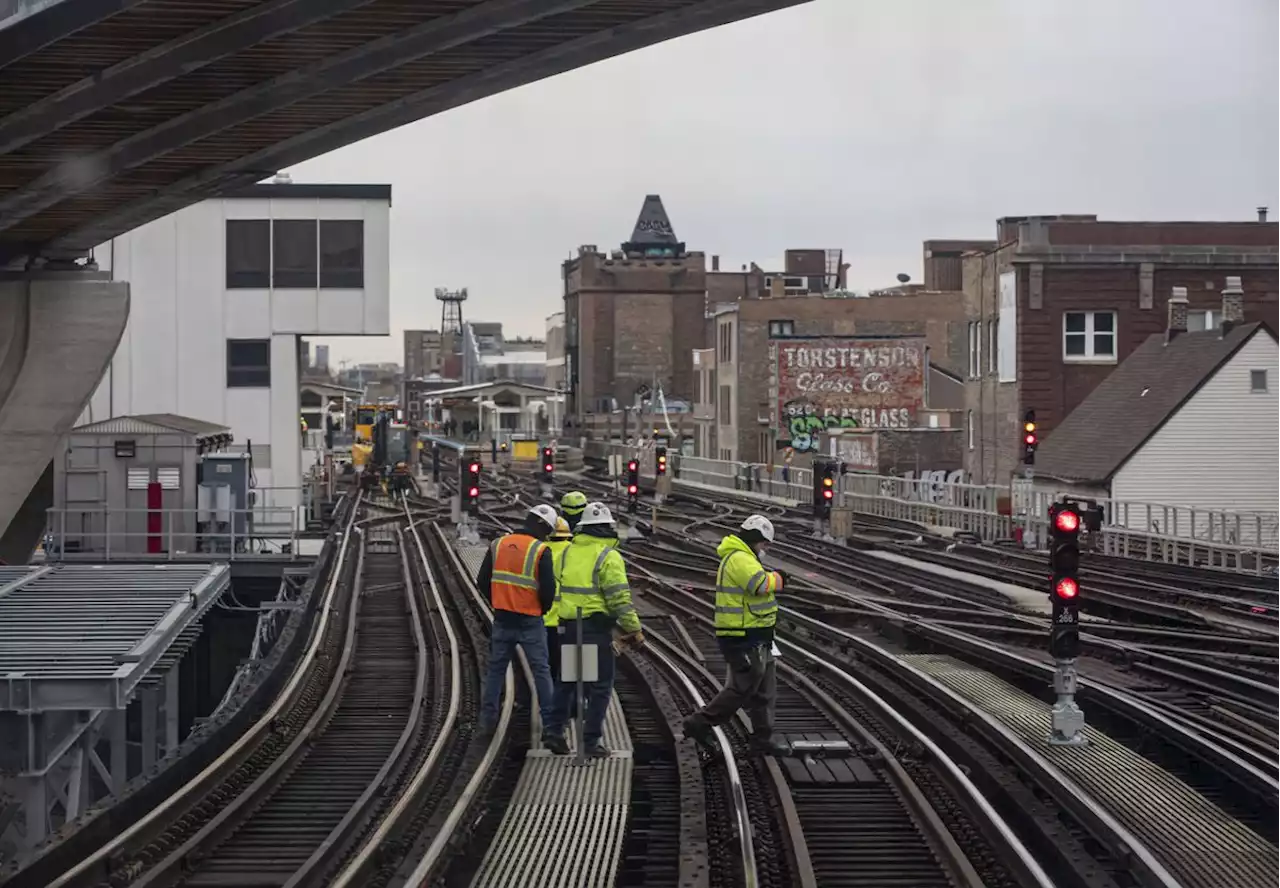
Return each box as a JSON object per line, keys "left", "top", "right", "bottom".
{"left": 628, "top": 461, "right": 638, "bottom": 471}
{"left": 1054, "top": 577, "right": 1079, "bottom": 600}
{"left": 628, "top": 484, "right": 638, "bottom": 495}
{"left": 1024, "top": 433, "right": 1037, "bottom": 445}
{"left": 823, "top": 489, "right": 834, "bottom": 500}
{"left": 1055, "top": 510, "right": 1080, "bottom": 533}
{"left": 468, "top": 486, "right": 479, "bottom": 497}
{"left": 469, "top": 462, "right": 480, "bottom": 473}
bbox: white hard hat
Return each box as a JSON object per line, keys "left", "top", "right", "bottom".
{"left": 528, "top": 504, "right": 559, "bottom": 531}
{"left": 741, "top": 514, "right": 775, "bottom": 543}
{"left": 577, "top": 501, "right": 615, "bottom": 528}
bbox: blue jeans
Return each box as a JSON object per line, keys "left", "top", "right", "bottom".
{"left": 546, "top": 620, "right": 615, "bottom": 747}
{"left": 481, "top": 614, "right": 555, "bottom": 729}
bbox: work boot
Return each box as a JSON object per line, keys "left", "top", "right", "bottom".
{"left": 585, "top": 742, "right": 612, "bottom": 759}
{"left": 542, "top": 732, "right": 570, "bottom": 755}
{"left": 681, "top": 714, "right": 714, "bottom": 746}
{"left": 751, "top": 733, "right": 792, "bottom": 756}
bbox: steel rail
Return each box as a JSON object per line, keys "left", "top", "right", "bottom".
{"left": 634, "top": 570, "right": 1056, "bottom": 888}
{"left": 396, "top": 522, "right": 522, "bottom": 885}
{"left": 642, "top": 630, "right": 764, "bottom": 888}
{"left": 327, "top": 497, "right": 474, "bottom": 888}
{"left": 41, "top": 491, "right": 364, "bottom": 888}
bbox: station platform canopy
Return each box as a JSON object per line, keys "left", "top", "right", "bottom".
{"left": 0, "top": 563, "right": 230, "bottom": 713}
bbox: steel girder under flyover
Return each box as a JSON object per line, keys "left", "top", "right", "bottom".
{"left": 0, "top": 0, "right": 811, "bottom": 265}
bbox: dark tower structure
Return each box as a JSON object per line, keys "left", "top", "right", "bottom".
{"left": 435, "top": 287, "right": 468, "bottom": 337}
{"left": 622, "top": 194, "right": 685, "bottom": 258}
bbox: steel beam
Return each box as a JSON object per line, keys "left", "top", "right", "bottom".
{"left": 43, "top": 0, "right": 813, "bottom": 256}
{"left": 0, "top": 0, "right": 144, "bottom": 69}
{"left": 0, "top": 0, "right": 598, "bottom": 232}
{"left": 0, "top": 0, "right": 378, "bottom": 155}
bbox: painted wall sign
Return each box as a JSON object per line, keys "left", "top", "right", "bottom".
{"left": 831, "top": 432, "right": 878, "bottom": 471}
{"left": 777, "top": 338, "right": 926, "bottom": 451}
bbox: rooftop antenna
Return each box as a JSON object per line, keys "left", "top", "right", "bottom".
{"left": 435, "top": 287, "right": 468, "bottom": 337}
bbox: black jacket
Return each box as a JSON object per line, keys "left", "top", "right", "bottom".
{"left": 475, "top": 536, "right": 557, "bottom": 619}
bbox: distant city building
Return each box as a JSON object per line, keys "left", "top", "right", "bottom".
{"left": 315, "top": 343, "right": 330, "bottom": 373}
{"left": 79, "top": 182, "right": 391, "bottom": 521}
{"left": 545, "top": 311, "right": 566, "bottom": 391}
{"left": 959, "top": 214, "right": 1279, "bottom": 485}
{"left": 459, "top": 321, "right": 546, "bottom": 387}
{"left": 404, "top": 328, "right": 443, "bottom": 379}
{"left": 563, "top": 195, "right": 707, "bottom": 425}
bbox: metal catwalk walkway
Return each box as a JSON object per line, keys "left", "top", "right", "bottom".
{"left": 0, "top": 562, "right": 230, "bottom": 711}
{"left": 456, "top": 544, "right": 634, "bottom": 888}
{"left": 903, "top": 653, "right": 1278, "bottom": 888}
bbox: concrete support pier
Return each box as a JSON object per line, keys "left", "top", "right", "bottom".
{"left": 0, "top": 272, "right": 129, "bottom": 562}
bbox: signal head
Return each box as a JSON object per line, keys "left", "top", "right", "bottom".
{"left": 1054, "top": 576, "right": 1079, "bottom": 600}
{"left": 1054, "top": 508, "right": 1080, "bottom": 533}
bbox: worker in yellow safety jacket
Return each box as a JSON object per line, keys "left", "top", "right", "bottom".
{"left": 542, "top": 502, "right": 644, "bottom": 757}
{"left": 544, "top": 517, "right": 572, "bottom": 679}
{"left": 682, "top": 514, "right": 792, "bottom": 756}
{"left": 560, "top": 490, "right": 588, "bottom": 531}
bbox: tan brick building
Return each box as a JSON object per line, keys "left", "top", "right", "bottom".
{"left": 961, "top": 214, "right": 1279, "bottom": 486}
{"left": 695, "top": 289, "right": 969, "bottom": 470}
{"left": 562, "top": 195, "right": 707, "bottom": 424}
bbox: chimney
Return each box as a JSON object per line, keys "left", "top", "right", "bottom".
{"left": 711, "top": 255, "right": 720, "bottom": 272}
{"left": 1221, "top": 276, "right": 1245, "bottom": 334}
{"left": 1166, "top": 287, "right": 1188, "bottom": 342}
{"left": 1258, "top": 206, "right": 1268, "bottom": 223}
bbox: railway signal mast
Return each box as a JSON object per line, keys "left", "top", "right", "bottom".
{"left": 653, "top": 444, "right": 668, "bottom": 505}
{"left": 1047, "top": 501, "right": 1088, "bottom": 746}
{"left": 812, "top": 460, "right": 836, "bottom": 536}
{"left": 626, "top": 459, "right": 640, "bottom": 514}
{"left": 541, "top": 446, "right": 555, "bottom": 498}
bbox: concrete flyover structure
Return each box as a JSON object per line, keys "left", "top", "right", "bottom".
{"left": 0, "top": 0, "right": 811, "bottom": 558}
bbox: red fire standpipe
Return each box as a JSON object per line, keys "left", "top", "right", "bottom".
{"left": 147, "top": 481, "right": 162, "bottom": 554}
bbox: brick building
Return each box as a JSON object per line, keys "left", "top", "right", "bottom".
{"left": 961, "top": 214, "right": 1279, "bottom": 486}
{"left": 403, "top": 328, "right": 442, "bottom": 380}
{"left": 694, "top": 288, "right": 968, "bottom": 471}
{"left": 563, "top": 195, "right": 707, "bottom": 423}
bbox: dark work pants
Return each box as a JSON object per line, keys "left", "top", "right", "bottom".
{"left": 694, "top": 641, "right": 777, "bottom": 738}
{"left": 546, "top": 620, "right": 613, "bottom": 747}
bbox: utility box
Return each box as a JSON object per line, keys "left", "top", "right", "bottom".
{"left": 829, "top": 507, "right": 853, "bottom": 540}
{"left": 198, "top": 452, "right": 252, "bottom": 552}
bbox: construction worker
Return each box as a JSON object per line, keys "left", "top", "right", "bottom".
{"left": 560, "top": 490, "right": 588, "bottom": 531}
{"left": 474, "top": 504, "right": 560, "bottom": 736}
{"left": 681, "top": 515, "right": 791, "bottom": 755}
{"left": 544, "top": 517, "right": 573, "bottom": 681}
{"left": 543, "top": 502, "right": 644, "bottom": 757}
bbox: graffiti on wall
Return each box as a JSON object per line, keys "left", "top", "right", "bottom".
{"left": 883, "top": 469, "right": 969, "bottom": 503}
{"left": 777, "top": 338, "right": 925, "bottom": 451}
{"left": 832, "top": 433, "right": 879, "bottom": 471}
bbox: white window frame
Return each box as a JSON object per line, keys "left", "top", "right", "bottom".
{"left": 967, "top": 322, "right": 978, "bottom": 378}
{"left": 987, "top": 319, "right": 997, "bottom": 374}
{"left": 1063, "top": 311, "right": 1117, "bottom": 363}
{"left": 768, "top": 319, "right": 795, "bottom": 337}
{"left": 967, "top": 410, "right": 974, "bottom": 450}
{"left": 1188, "top": 309, "right": 1220, "bottom": 333}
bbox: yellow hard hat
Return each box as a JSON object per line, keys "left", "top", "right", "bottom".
{"left": 550, "top": 517, "right": 572, "bottom": 540}
{"left": 561, "top": 490, "right": 588, "bottom": 514}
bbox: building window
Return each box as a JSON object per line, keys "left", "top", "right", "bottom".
{"left": 273, "top": 220, "right": 318, "bottom": 288}
{"left": 718, "top": 322, "right": 733, "bottom": 363}
{"left": 719, "top": 385, "right": 732, "bottom": 425}
{"left": 968, "top": 321, "right": 981, "bottom": 378}
{"left": 987, "top": 319, "right": 997, "bottom": 374}
{"left": 319, "top": 220, "right": 364, "bottom": 288}
{"left": 1250, "top": 370, "right": 1268, "bottom": 393}
{"left": 768, "top": 319, "right": 795, "bottom": 337}
{"left": 226, "top": 220, "right": 270, "bottom": 288}
{"left": 967, "top": 410, "right": 974, "bottom": 450}
{"left": 1063, "top": 311, "right": 1116, "bottom": 361}
{"left": 227, "top": 339, "right": 271, "bottom": 388}
{"left": 1188, "top": 310, "right": 1220, "bottom": 332}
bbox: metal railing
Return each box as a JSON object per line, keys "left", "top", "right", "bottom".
{"left": 583, "top": 441, "right": 1277, "bottom": 572}
{"left": 43, "top": 506, "right": 306, "bottom": 561}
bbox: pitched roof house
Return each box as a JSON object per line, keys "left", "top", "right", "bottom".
{"left": 1034, "top": 279, "right": 1277, "bottom": 542}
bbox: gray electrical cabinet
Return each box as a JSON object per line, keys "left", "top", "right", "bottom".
{"left": 198, "top": 452, "right": 252, "bottom": 552}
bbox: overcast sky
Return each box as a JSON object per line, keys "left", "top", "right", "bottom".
{"left": 299, "top": 0, "right": 1279, "bottom": 367}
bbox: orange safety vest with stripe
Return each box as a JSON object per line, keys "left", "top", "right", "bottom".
{"left": 489, "top": 532, "right": 547, "bottom": 617}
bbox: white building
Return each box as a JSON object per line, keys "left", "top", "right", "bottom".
{"left": 1033, "top": 285, "right": 1277, "bottom": 546}
{"left": 80, "top": 181, "right": 391, "bottom": 522}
